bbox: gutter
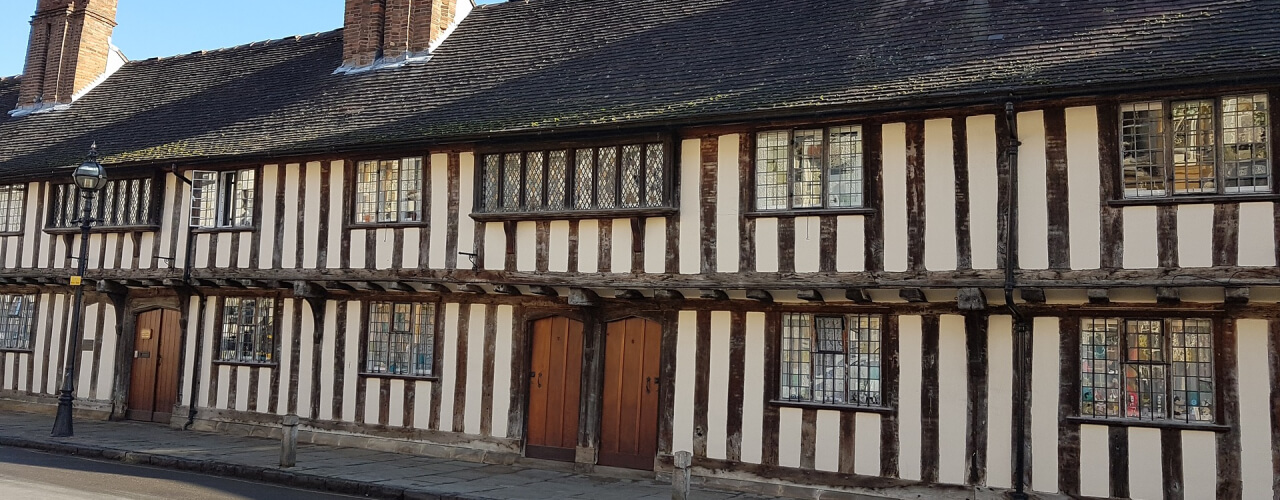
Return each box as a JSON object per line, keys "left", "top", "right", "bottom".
{"left": 1001, "top": 102, "right": 1029, "bottom": 500}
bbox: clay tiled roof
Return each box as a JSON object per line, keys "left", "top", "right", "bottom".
{"left": 1, "top": 0, "right": 1278, "bottom": 177}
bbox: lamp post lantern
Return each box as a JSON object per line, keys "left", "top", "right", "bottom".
{"left": 51, "top": 143, "right": 107, "bottom": 437}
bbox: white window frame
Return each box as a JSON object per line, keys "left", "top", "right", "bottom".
{"left": 190, "top": 168, "right": 255, "bottom": 229}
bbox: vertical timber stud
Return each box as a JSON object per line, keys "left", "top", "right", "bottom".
{"left": 657, "top": 310, "right": 678, "bottom": 455}
{"left": 452, "top": 303, "right": 471, "bottom": 433}
{"left": 964, "top": 312, "right": 988, "bottom": 486}
{"left": 1109, "top": 425, "right": 1129, "bottom": 498}
{"left": 332, "top": 301, "right": 347, "bottom": 421}
{"left": 1212, "top": 203, "right": 1240, "bottom": 268}
{"left": 953, "top": 117, "right": 973, "bottom": 270}
{"left": 1096, "top": 102, "right": 1124, "bottom": 269}
{"left": 1157, "top": 205, "right": 1178, "bottom": 269}
{"left": 309, "top": 298, "right": 325, "bottom": 421}
{"left": 1269, "top": 319, "right": 1280, "bottom": 494}
{"left": 761, "top": 311, "right": 781, "bottom": 467}
{"left": 738, "top": 134, "right": 756, "bottom": 272}
{"left": 480, "top": 305, "right": 497, "bottom": 436}
{"left": 692, "top": 310, "right": 711, "bottom": 458}
{"left": 880, "top": 314, "right": 900, "bottom": 477}
{"left": 864, "top": 124, "right": 885, "bottom": 272}
{"left": 994, "top": 113, "right": 1013, "bottom": 270}
{"left": 1215, "top": 318, "right": 1243, "bottom": 498}
{"left": 1057, "top": 317, "right": 1081, "bottom": 496}
{"left": 1161, "top": 427, "right": 1184, "bottom": 500}
{"left": 905, "top": 121, "right": 926, "bottom": 272}
{"left": 700, "top": 137, "right": 717, "bottom": 274}
{"left": 1044, "top": 107, "right": 1071, "bottom": 270}
{"left": 725, "top": 310, "right": 746, "bottom": 462}
{"left": 919, "top": 315, "right": 941, "bottom": 483}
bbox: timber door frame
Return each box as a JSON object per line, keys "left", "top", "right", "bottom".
{"left": 110, "top": 292, "right": 185, "bottom": 422}
{"left": 522, "top": 310, "right": 594, "bottom": 461}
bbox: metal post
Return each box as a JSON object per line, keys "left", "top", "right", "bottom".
{"left": 51, "top": 190, "right": 95, "bottom": 437}
{"left": 280, "top": 414, "right": 299, "bottom": 467}
{"left": 671, "top": 451, "right": 691, "bottom": 500}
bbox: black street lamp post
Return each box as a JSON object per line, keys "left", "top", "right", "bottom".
{"left": 51, "top": 144, "right": 107, "bottom": 438}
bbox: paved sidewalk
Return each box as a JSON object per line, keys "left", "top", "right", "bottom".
{"left": 0, "top": 411, "right": 773, "bottom": 500}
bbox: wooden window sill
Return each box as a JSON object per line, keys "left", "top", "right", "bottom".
{"left": 44, "top": 225, "right": 160, "bottom": 235}
{"left": 0, "top": 348, "right": 33, "bottom": 354}
{"left": 471, "top": 207, "right": 678, "bottom": 222}
{"left": 1064, "top": 416, "right": 1228, "bottom": 432}
{"left": 347, "top": 221, "right": 430, "bottom": 230}
{"left": 769, "top": 399, "right": 894, "bottom": 414}
{"left": 1107, "top": 193, "right": 1280, "bottom": 207}
{"left": 191, "top": 227, "right": 257, "bottom": 234}
{"left": 359, "top": 372, "right": 439, "bottom": 382}
{"left": 745, "top": 208, "right": 877, "bottom": 218}
{"left": 211, "top": 360, "right": 278, "bottom": 368}
{"left": 0, "top": 231, "right": 23, "bottom": 237}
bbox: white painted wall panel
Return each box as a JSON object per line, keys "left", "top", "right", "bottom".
{"left": 611, "top": 219, "right": 631, "bottom": 273}
{"left": 1238, "top": 202, "right": 1276, "bottom": 266}
{"left": 402, "top": 227, "right": 420, "bottom": 269}
{"left": 364, "top": 378, "right": 380, "bottom": 424}
{"left": 777, "top": 407, "right": 803, "bottom": 468}
{"left": 256, "top": 368, "right": 272, "bottom": 413}
{"left": 755, "top": 218, "right": 778, "bottom": 272}
{"left": 94, "top": 304, "right": 118, "bottom": 398}
{"left": 515, "top": 221, "right": 536, "bottom": 271}
{"left": 1017, "top": 111, "right": 1050, "bottom": 270}
{"left": 679, "top": 139, "right": 701, "bottom": 274}
{"left": 1065, "top": 106, "right": 1101, "bottom": 270}
{"left": 375, "top": 228, "right": 395, "bottom": 269}
{"left": 157, "top": 175, "right": 178, "bottom": 269}
{"left": 644, "top": 217, "right": 666, "bottom": 273}
{"left": 45, "top": 295, "right": 66, "bottom": 394}
{"left": 924, "top": 118, "right": 957, "bottom": 271}
{"left": 296, "top": 300, "right": 316, "bottom": 415}
{"left": 672, "top": 311, "right": 697, "bottom": 454}
{"left": 464, "top": 304, "right": 486, "bottom": 434}
{"left": 985, "top": 315, "right": 1014, "bottom": 488}
{"left": 327, "top": 161, "right": 345, "bottom": 268}
{"left": 259, "top": 164, "right": 278, "bottom": 268}
{"left": 429, "top": 154, "right": 449, "bottom": 269}
{"left": 740, "top": 312, "right": 765, "bottom": 464}
{"left": 342, "top": 301, "right": 361, "bottom": 422}
{"left": 937, "top": 314, "right": 967, "bottom": 485}
{"left": 1237, "top": 319, "right": 1273, "bottom": 499}
{"left": 193, "top": 234, "right": 210, "bottom": 269}
{"left": 1122, "top": 206, "right": 1159, "bottom": 269}
{"left": 281, "top": 164, "right": 300, "bottom": 268}
{"left": 413, "top": 381, "right": 432, "bottom": 429}
{"left": 853, "top": 413, "right": 881, "bottom": 476}
{"left": 577, "top": 220, "right": 599, "bottom": 273}
{"left": 484, "top": 222, "right": 505, "bottom": 271}
{"left": 883, "top": 123, "right": 909, "bottom": 272}
{"left": 897, "top": 315, "right": 923, "bottom": 480}
{"left": 835, "top": 215, "right": 865, "bottom": 272}
{"left": 716, "top": 134, "right": 740, "bottom": 272}
{"left": 438, "top": 303, "right": 460, "bottom": 432}
{"left": 101, "top": 234, "right": 118, "bottom": 269}
{"left": 318, "top": 300, "right": 338, "bottom": 420}
{"left": 238, "top": 232, "right": 251, "bottom": 268}
{"left": 1177, "top": 204, "right": 1214, "bottom": 268}
{"left": 235, "top": 366, "right": 251, "bottom": 411}
{"left": 549, "top": 221, "right": 570, "bottom": 272}
{"left": 119, "top": 233, "right": 135, "bottom": 269}
{"left": 456, "top": 154, "right": 476, "bottom": 255}
{"left": 1078, "top": 424, "right": 1110, "bottom": 498}
{"left": 1030, "top": 316, "right": 1059, "bottom": 492}
{"left": 706, "top": 311, "right": 730, "bottom": 460}
{"left": 36, "top": 188, "right": 51, "bottom": 269}
{"left": 76, "top": 303, "right": 97, "bottom": 396}
{"left": 21, "top": 182, "right": 39, "bottom": 268}
{"left": 138, "top": 233, "right": 154, "bottom": 270}
{"left": 303, "top": 161, "right": 322, "bottom": 267}
{"left": 348, "top": 229, "right": 367, "bottom": 269}
{"left": 215, "top": 233, "right": 232, "bottom": 268}
{"left": 492, "top": 305, "right": 514, "bottom": 438}
{"left": 1128, "top": 427, "right": 1162, "bottom": 500}
{"left": 794, "top": 216, "right": 820, "bottom": 273}
{"left": 215, "top": 365, "right": 231, "bottom": 409}
{"left": 30, "top": 295, "right": 50, "bottom": 394}
{"left": 1182, "top": 430, "right": 1217, "bottom": 500}
{"left": 814, "top": 410, "right": 841, "bottom": 472}
{"left": 388, "top": 379, "right": 405, "bottom": 427}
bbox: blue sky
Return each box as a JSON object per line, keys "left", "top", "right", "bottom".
{"left": 0, "top": 0, "right": 504, "bottom": 77}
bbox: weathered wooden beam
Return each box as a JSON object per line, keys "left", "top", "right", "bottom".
{"left": 195, "top": 278, "right": 220, "bottom": 288}
{"left": 325, "top": 281, "right": 357, "bottom": 292}
{"left": 293, "top": 281, "right": 327, "bottom": 299}
{"left": 494, "top": 284, "right": 522, "bottom": 296}
{"left": 1224, "top": 287, "right": 1250, "bottom": 305}
{"left": 214, "top": 279, "right": 245, "bottom": 289}
{"left": 457, "top": 284, "right": 487, "bottom": 294}
{"left": 746, "top": 289, "right": 773, "bottom": 303}
{"left": 957, "top": 288, "right": 986, "bottom": 311}
{"left": 1086, "top": 288, "right": 1110, "bottom": 305}
{"left": 700, "top": 289, "right": 729, "bottom": 301}
{"left": 528, "top": 285, "right": 558, "bottom": 297}
{"left": 1019, "top": 288, "right": 1046, "bottom": 304}
{"left": 374, "top": 281, "right": 415, "bottom": 293}
{"left": 1155, "top": 287, "right": 1181, "bottom": 305}
{"left": 899, "top": 288, "right": 927, "bottom": 303}
{"left": 96, "top": 280, "right": 128, "bottom": 296}
{"left": 796, "top": 289, "right": 824, "bottom": 302}
{"left": 615, "top": 289, "right": 645, "bottom": 300}
{"left": 655, "top": 289, "right": 685, "bottom": 301}
{"left": 568, "top": 288, "right": 600, "bottom": 306}
{"left": 845, "top": 288, "right": 872, "bottom": 304}
{"left": 162, "top": 278, "right": 185, "bottom": 287}
{"left": 419, "top": 283, "right": 452, "bottom": 294}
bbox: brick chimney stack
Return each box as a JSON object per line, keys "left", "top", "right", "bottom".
{"left": 16, "top": 0, "right": 119, "bottom": 109}
{"left": 342, "top": 0, "right": 471, "bottom": 70}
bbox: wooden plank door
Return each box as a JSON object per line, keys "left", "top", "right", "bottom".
{"left": 599, "top": 317, "right": 662, "bottom": 469}
{"left": 525, "top": 316, "right": 584, "bottom": 462}
{"left": 127, "top": 309, "right": 182, "bottom": 423}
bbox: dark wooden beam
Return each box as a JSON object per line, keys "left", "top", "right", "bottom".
{"left": 457, "top": 284, "right": 487, "bottom": 294}
{"left": 528, "top": 285, "right": 558, "bottom": 297}
{"left": 1020, "top": 288, "right": 1046, "bottom": 304}
{"left": 746, "top": 289, "right": 774, "bottom": 303}
{"left": 1155, "top": 287, "right": 1180, "bottom": 305}
{"left": 568, "top": 288, "right": 600, "bottom": 307}
{"left": 1224, "top": 287, "right": 1250, "bottom": 305}
{"left": 616, "top": 289, "right": 645, "bottom": 300}
{"left": 700, "top": 289, "right": 729, "bottom": 301}
{"left": 957, "top": 288, "right": 986, "bottom": 311}
{"left": 655, "top": 289, "right": 685, "bottom": 301}
{"left": 899, "top": 288, "right": 927, "bottom": 303}
{"left": 418, "top": 283, "right": 452, "bottom": 294}
{"left": 96, "top": 280, "right": 128, "bottom": 297}
{"left": 845, "top": 288, "right": 872, "bottom": 304}
{"left": 195, "top": 278, "right": 220, "bottom": 288}
{"left": 162, "top": 278, "right": 185, "bottom": 287}
{"left": 1086, "top": 288, "right": 1110, "bottom": 305}
{"left": 494, "top": 284, "right": 522, "bottom": 295}
{"left": 214, "top": 279, "right": 246, "bottom": 289}
{"left": 325, "top": 281, "right": 358, "bottom": 292}
{"left": 796, "top": 290, "right": 824, "bottom": 302}
{"left": 374, "top": 281, "right": 415, "bottom": 293}
{"left": 293, "top": 281, "right": 327, "bottom": 299}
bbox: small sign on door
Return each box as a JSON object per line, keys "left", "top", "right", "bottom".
{"left": 141, "top": 329, "right": 152, "bottom": 340}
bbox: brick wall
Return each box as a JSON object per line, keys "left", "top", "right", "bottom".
{"left": 17, "top": 0, "right": 118, "bottom": 107}
{"left": 343, "top": 0, "right": 458, "bottom": 68}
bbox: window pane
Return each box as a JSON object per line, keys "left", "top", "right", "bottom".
{"left": 1121, "top": 102, "right": 1167, "bottom": 197}
{"left": 378, "top": 160, "right": 400, "bottom": 222}
{"left": 526, "top": 152, "right": 545, "bottom": 209}
{"left": 220, "top": 298, "right": 275, "bottom": 363}
{"left": 575, "top": 150, "right": 594, "bottom": 209}
{"left": 547, "top": 151, "right": 567, "bottom": 209}
{"left": 483, "top": 155, "right": 501, "bottom": 212}
{"left": 190, "top": 172, "right": 218, "bottom": 228}
{"left": 812, "top": 316, "right": 845, "bottom": 404}
{"left": 355, "top": 161, "right": 379, "bottom": 223}
{"left": 1080, "top": 318, "right": 1122, "bottom": 418}
{"left": 399, "top": 157, "right": 422, "bottom": 222}
{"left": 1, "top": 184, "right": 24, "bottom": 232}
{"left": 503, "top": 153, "right": 522, "bottom": 210}
{"left": 779, "top": 313, "right": 812, "bottom": 401}
{"left": 827, "top": 126, "right": 863, "bottom": 208}
{"left": 1222, "top": 94, "right": 1270, "bottom": 193}
{"left": 792, "top": 130, "right": 824, "bottom": 208}
{"left": 756, "top": 131, "right": 790, "bottom": 210}
{"left": 1169, "top": 319, "right": 1213, "bottom": 422}
{"left": 232, "top": 169, "right": 256, "bottom": 227}
{"left": 847, "top": 315, "right": 881, "bottom": 407}
{"left": 620, "top": 145, "right": 642, "bottom": 208}
{"left": 597, "top": 146, "right": 617, "bottom": 209}
{"left": 1171, "top": 99, "right": 1216, "bottom": 194}
{"left": 365, "top": 302, "right": 435, "bottom": 377}
{"left": 644, "top": 144, "right": 665, "bottom": 207}
{"left": 0, "top": 294, "right": 35, "bottom": 350}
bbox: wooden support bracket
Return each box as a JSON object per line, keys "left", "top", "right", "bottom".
{"left": 1224, "top": 287, "right": 1250, "bottom": 305}
{"left": 699, "top": 289, "right": 729, "bottom": 301}
{"left": 615, "top": 289, "right": 645, "bottom": 300}
{"left": 293, "top": 281, "right": 327, "bottom": 299}
{"left": 899, "top": 288, "right": 927, "bottom": 303}
{"left": 96, "top": 279, "right": 128, "bottom": 297}
{"left": 495, "top": 284, "right": 522, "bottom": 295}
{"left": 746, "top": 289, "right": 774, "bottom": 303}
{"left": 419, "top": 283, "right": 452, "bottom": 294}
{"left": 1019, "top": 288, "right": 1046, "bottom": 304}
{"left": 568, "top": 288, "right": 600, "bottom": 307}
{"left": 457, "top": 284, "right": 487, "bottom": 294}
{"left": 845, "top": 288, "right": 872, "bottom": 304}
{"left": 655, "top": 289, "right": 685, "bottom": 301}
{"left": 957, "top": 288, "right": 987, "bottom": 311}
{"left": 1155, "top": 287, "right": 1181, "bottom": 305}
{"left": 529, "top": 285, "right": 558, "bottom": 297}
{"left": 796, "top": 290, "right": 824, "bottom": 302}
{"left": 1086, "top": 288, "right": 1110, "bottom": 305}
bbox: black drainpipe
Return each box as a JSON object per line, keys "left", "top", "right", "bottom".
{"left": 166, "top": 168, "right": 205, "bottom": 430}
{"left": 1002, "top": 102, "right": 1029, "bottom": 500}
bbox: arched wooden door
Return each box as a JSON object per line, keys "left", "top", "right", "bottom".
{"left": 599, "top": 317, "right": 662, "bottom": 469}
{"left": 525, "top": 316, "right": 584, "bottom": 461}
{"left": 127, "top": 309, "right": 183, "bottom": 423}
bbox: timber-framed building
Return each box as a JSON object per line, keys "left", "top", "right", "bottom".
{"left": 1, "top": 1, "right": 1279, "bottom": 499}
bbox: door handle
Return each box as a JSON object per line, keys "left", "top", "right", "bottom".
{"left": 646, "top": 376, "right": 659, "bottom": 394}
{"left": 534, "top": 372, "right": 542, "bottom": 389}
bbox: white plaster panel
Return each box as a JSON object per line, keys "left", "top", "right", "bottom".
{"left": 741, "top": 312, "right": 765, "bottom": 464}
{"left": 549, "top": 221, "right": 570, "bottom": 272}
{"left": 1237, "top": 319, "right": 1273, "bottom": 499}
{"left": 1078, "top": 424, "right": 1110, "bottom": 498}
{"left": 2, "top": 353, "right": 11, "bottom": 389}
{"left": 577, "top": 220, "right": 599, "bottom": 273}
{"left": 157, "top": 175, "right": 178, "bottom": 269}
{"left": 679, "top": 139, "right": 701, "bottom": 274}
{"left": 414, "top": 381, "right": 432, "bottom": 429}
{"left": 327, "top": 161, "right": 345, "bottom": 268}
{"left": 794, "top": 216, "right": 820, "bottom": 273}
{"left": 706, "top": 311, "right": 731, "bottom": 460}
{"left": 515, "top": 221, "right": 536, "bottom": 271}
{"left": 138, "top": 233, "right": 154, "bottom": 270}
{"left": 492, "top": 305, "right": 514, "bottom": 438}
{"left": 1182, "top": 430, "right": 1218, "bottom": 500}
{"left": 1177, "top": 204, "right": 1214, "bottom": 268}
{"left": 1122, "top": 206, "right": 1159, "bottom": 269}
{"left": 985, "top": 315, "right": 1014, "bottom": 488}
{"left": 342, "top": 301, "right": 361, "bottom": 422}
{"left": 94, "top": 304, "right": 118, "bottom": 398}
{"left": 375, "top": 228, "right": 395, "bottom": 269}
{"left": 102, "top": 234, "right": 118, "bottom": 269}
{"left": 1128, "top": 427, "right": 1163, "bottom": 500}
{"left": 645, "top": 217, "right": 666, "bottom": 273}
{"left": 119, "top": 233, "right": 135, "bottom": 269}
{"left": 21, "top": 182, "right": 39, "bottom": 268}
{"left": 1030, "top": 316, "right": 1060, "bottom": 492}
{"left": 898, "top": 315, "right": 923, "bottom": 480}
{"left": 924, "top": 118, "right": 958, "bottom": 271}
{"left": 17, "top": 356, "right": 28, "bottom": 393}
{"left": 76, "top": 303, "right": 97, "bottom": 396}
{"left": 388, "top": 379, "right": 406, "bottom": 427}
{"left": 45, "top": 295, "right": 66, "bottom": 394}
{"left": 256, "top": 368, "right": 272, "bottom": 414}
{"left": 215, "top": 233, "right": 232, "bottom": 268}
{"left": 673, "top": 311, "right": 698, "bottom": 454}
{"left": 853, "top": 413, "right": 881, "bottom": 476}
{"left": 814, "top": 410, "right": 841, "bottom": 472}
{"left": 883, "top": 123, "right": 909, "bottom": 272}
{"left": 835, "top": 215, "right": 865, "bottom": 272}
{"left": 611, "top": 218, "right": 631, "bottom": 273}
{"left": 303, "top": 161, "right": 322, "bottom": 267}
{"left": 438, "top": 302, "right": 460, "bottom": 432}
{"left": 364, "top": 377, "right": 380, "bottom": 424}
{"left": 1017, "top": 111, "right": 1050, "bottom": 270}
{"left": 37, "top": 188, "right": 51, "bottom": 269}
{"left": 755, "top": 218, "right": 779, "bottom": 272}
{"left": 30, "top": 295, "right": 50, "bottom": 394}
{"left": 484, "top": 222, "right": 505, "bottom": 270}
{"left": 716, "top": 134, "right": 741, "bottom": 272}
{"left": 429, "top": 154, "right": 450, "bottom": 269}
{"left": 1065, "top": 106, "right": 1102, "bottom": 270}
{"left": 281, "top": 163, "right": 299, "bottom": 268}
{"left": 464, "top": 304, "right": 486, "bottom": 434}
{"left": 199, "top": 298, "right": 217, "bottom": 407}
{"left": 402, "top": 227, "right": 420, "bottom": 269}
{"left": 348, "top": 229, "right": 367, "bottom": 269}
{"left": 193, "top": 233, "right": 210, "bottom": 269}
{"left": 235, "top": 366, "right": 251, "bottom": 411}
{"left": 318, "top": 300, "right": 338, "bottom": 420}
{"left": 456, "top": 154, "right": 476, "bottom": 255}
{"left": 777, "top": 407, "right": 803, "bottom": 468}
{"left": 296, "top": 299, "right": 316, "bottom": 416}
{"left": 6, "top": 236, "right": 21, "bottom": 269}
{"left": 937, "top": 314, "right": 967, "bottom": 485}
{"left": 238, "top": 232, "right": 251, "bottom": 268}
{"left": 53, "top": 234, "right": 66, "bottom": 270}
{"left": 259, "top": 164, "right": 278, "bottom": 268}
{"left": 1238, "top": 202, "right": 1276, "bottom": 266}
{"left": 215, "top": 365, "right": 231, "bottom": 409}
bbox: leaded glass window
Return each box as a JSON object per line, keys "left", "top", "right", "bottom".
{"left": 1079, "top": 317, "right": 1214, "bottom": 423}
{"left": 756, "top": 126, "right": 865, "bottom": 211}
{"left": 48, "top": 178, "right": 156, "bottom": 228}
{"left": 365, "top": 302, "right": 436, "bottom": 377}
{"left": 219, "top": 297, "right": 275, "bottom": 364}
{"left": 189, "top": 169, "right": 255, "bottom": 228}
{"left": 353, "top": 158, "right": 423, "bottom": 223}
{"left": 0, "top": 184, "right": 27, "bottom": 233}
{"left": 779, "top": 313, "right": 883, "bottom": 407}
{"left": 478, "top": 142, "right": 670, "bottom": 214}
{"left": 0, "top": 294, "right": 36, "bottom": 351}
